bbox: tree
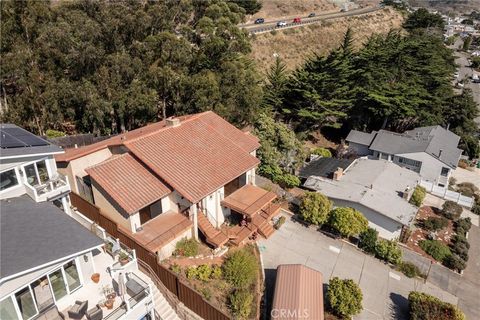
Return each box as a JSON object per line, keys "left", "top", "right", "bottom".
{"left": 223, "top": 248, "right": 257, "bottom": 288}
{"left": 441, "top": 201, "right": 463, "bottom": 220}
{"left": 229, "top": 0, "right": 261, "bottom": 15}
{"left": 463, "top": 36, "right": 472, "bottom": 51}
{"left": 408, "top": 291, "right": 466, "bottom": 320}
{"left": 311, "top": 147, "right": 332, "bottom": 158}
{"left": 403, "top": 8, "right": 445, "bottom": 30}
{"left": 300, "top": 192, "right": 333, "bottom": 225}
{"left": 409, "top": 186, "right": 426, "bottom": 207}
{"left": 254, "top": 113, "right": 305, "bottom": 184}
{"left": 375, "top": 239, "right": 402, "bottom": 265}
{"left": 263, "top": 55, "right": 289, "bottom": 117}
{"left": 359, "top": 228, "right": 378, "bottom": 254}
{"left": 327, "top": 277, "right": 363, "bottom": 318}
{"left": 328, "top": 207, "right": 368, "bottom": 237}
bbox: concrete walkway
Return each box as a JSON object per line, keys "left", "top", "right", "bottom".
{"left": 258, "top": 213, "right": 458, "bottom": 320}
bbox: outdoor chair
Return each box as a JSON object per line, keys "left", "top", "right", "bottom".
{"left": 67, "top": 300, "right": 88, "bottom": 319}
{"left": 86, "top": 305, "right": 103, "bottom": 320}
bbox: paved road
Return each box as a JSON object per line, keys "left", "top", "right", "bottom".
{"left": 241, "top": 6, "right": 381, "bottom": 34}
{"left": 401, "top": 225, "right": 480, "bottom": 320}
{"left": 258, "top": 212, "right": 458, "bottom": 320}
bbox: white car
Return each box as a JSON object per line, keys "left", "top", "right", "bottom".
{"left": 277, "top": 21, "right": 287, "bottom": 27}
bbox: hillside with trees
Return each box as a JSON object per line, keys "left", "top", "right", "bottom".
{"left": 1, "top": 1, "right": 478, "bottom": 158}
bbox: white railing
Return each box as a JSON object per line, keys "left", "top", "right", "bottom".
{"left": 419, "top": 179, "right": 474, "bottom": 208}
{"left": 25, "top": 173, "right": 71, "bottom": 202}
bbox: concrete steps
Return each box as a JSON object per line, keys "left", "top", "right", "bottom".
{"left": 150, "top": 281, "right": 179, "bottom": 320}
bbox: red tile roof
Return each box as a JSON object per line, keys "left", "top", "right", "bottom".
{"left": 272, "top": 264, "right": 324, "bottom": 320}
{"left": 125, "top": 112, "right": 260, "bottom": 203}
{"left": 86, "top": 153, "right": 171, "bottom": 215}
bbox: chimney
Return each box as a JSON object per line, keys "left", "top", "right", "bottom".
{"left": 166, "top": 116, "right": 180, "bottom": 128}
{"left": 403, "top": 186, "right": 410, "bottom": 200}
{"left": 333, "top": 167, "right": 344, "bottom": 181}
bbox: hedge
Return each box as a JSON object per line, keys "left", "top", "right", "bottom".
{"left": 408, "top": 291, "right": 465, "bottom": 320}
{"left": 419, "top": 240, "right": 451, "bottom": 262}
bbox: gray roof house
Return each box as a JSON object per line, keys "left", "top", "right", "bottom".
{"left": 303, "top": 158, "right": 421, "bottom": 240}
{"left": 346, "top": 126, "right": 462, "bottom": 186}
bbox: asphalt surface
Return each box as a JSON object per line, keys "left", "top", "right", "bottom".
{"left": 258, "top": 211, "right": 459, "bottom": 320}
{"left": 241, "top": 6, "right": 382, "bottom": 34}
{"left": 452, "top": 39, "right": 480, "bottom": 124}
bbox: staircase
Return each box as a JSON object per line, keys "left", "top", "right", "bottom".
{"left": 197, "top": 212, "right": 228, "bottom": 248}
{"left": 251, "top": 212, "right": 275, "bottom": 239}
{"left": 150, "top": 281, "right": 180, "bottom": 320}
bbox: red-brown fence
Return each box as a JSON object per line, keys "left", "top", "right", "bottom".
{"left": 70, "top": 192, "right": 230, "bottom": 320}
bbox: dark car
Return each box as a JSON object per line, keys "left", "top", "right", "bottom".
{"left": 254, "top": 18, "right": 265, "bottom": 24}
{"left": 308, "top": 13, "right": 316, "bottom": 17}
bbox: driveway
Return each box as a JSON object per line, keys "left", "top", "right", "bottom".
{"left": 258, "top": 212, "right": 458, "bottom": 320}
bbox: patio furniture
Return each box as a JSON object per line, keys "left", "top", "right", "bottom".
{"left": 125, "top": 277, "right": 144, "bottom": 297}
{"left": 67, "top": 300, "right": 88, "bottom": 319}
{"left": 86, "top": 305, "right": 103, "bottom": 320}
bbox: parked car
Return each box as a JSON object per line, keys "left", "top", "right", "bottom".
{"left": 293, "top": 17, "right": 301, "bottom": 23}
{"left": 277, "top": 21, "right": 287, "bottom": 27}
{"left": 308, "top": 13, "right": 316, "bottom": 17}
{"left": 254, "top": 18, "right": 265, "bottom": 24}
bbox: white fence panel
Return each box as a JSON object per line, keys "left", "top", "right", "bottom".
{"left": 419, "top": 179, "right": 474, "bottom": 209}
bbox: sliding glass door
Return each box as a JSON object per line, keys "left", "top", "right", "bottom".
{"left": 31, "top": 276, "right": 54, "bottom": 312}
{"left": 14, "top": 287, "right": 37, "bottom": 320}
{"left": 48, "top": 269, "right": 67, "bottom": 301}
{"left": 0, "top": 296, "right": 20, "bottom": 320}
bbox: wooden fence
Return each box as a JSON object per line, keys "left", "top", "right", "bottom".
{"left": 70, "top": 192, "right": 230, "bottom": 320}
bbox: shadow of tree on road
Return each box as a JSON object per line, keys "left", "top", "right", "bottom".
{"left": 389, "top": 292, "right": 409, "bottom": 320}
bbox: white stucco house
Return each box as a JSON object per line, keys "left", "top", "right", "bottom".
{"left": 346, "top": 126, "right": 462, "bottom": 187}
{"left": 302, "top": 158, "right": 421, "bottom": 240}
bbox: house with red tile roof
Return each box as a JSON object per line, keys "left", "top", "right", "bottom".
{"left": 56, "top": 112, "right": 281, "bottom": 259}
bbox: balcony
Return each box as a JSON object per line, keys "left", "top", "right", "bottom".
{"left": 53, "top": 250, "right": 154, "bottom": 320}
{"left": 25, "top": 173, "right": 71, "bottom": 202}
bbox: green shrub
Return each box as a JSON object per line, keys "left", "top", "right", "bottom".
{"left": 174, "top": 238, "right": 199, "bottom": 257}
{"left": 358, "top": 228, "right": 378, "bottom": 254}
{"left": 274, "top": 216, "right": 286, "bottom": 229}
{"left": 455, "top": 182, "right": 478, "bottom": 197}
{"left": 328, "top": 207, "right": 368, "bottom": 237}
{"left": 409, "top": 186, "right": 426, "bottom": 207}
{"left": 471, "top": 203, "right": 480, "bottom": 215}
{"left": 211, "top": 265, "right": 222, "bottom": 279}
{"left": 375, "top": 239, "right": 402, "bottom": 265}
{"left": 311, "top": 147, "right": 332, "bottom": 158}
{"left": 300, "top": 192, "right": 333, "bottom": 225}
{"left": 456, "top": 218, "right": 472, "bottom": 234}
{"left": 451, "top": 234, "right": 470, "bottom": 249}
{"left": 170, "top": 263, "right": 181, "bottom": 274}
{"left": 408, "top": 291, "right": 465, "bottom": 320}
{"left": 275, "top": 173, "right": 300, "bottom": 189}
{"left": 419, "top": 240, "right": 451, "bottom": 262}
{"left": 441, "top": 201, "right": 463, "bottom": 220}
{"left": 196, "top": 264, "right": 212, "bottom": 282}
{"left": 443, "top": 254, "right": 467, "bottom": 272}
{"left": 200, "top": 287, "right": 212, "bottom": 301}
{"left": 327, "top": 277, "right": 363, "bottom": 318}
{"left": 229, "top": 289, "right": 253, "bottom": 319}
{"left": 186, "top": 266, "right": 198, "bottom": 280}
{"left": 423, "top": 216, "right": 448, "bottom": 231}
{"left": 45, "top": 129, "right": 66, "bottom": 138}
{"left": 223, "top": 249, "right": 258, "bottom": 288}
{"left": 398, "top": 261, "right": 421, "bottom": 278}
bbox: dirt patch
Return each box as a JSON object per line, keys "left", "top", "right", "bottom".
{"left": 406, "top": 206, "right": 455, "bottom": 261}
{"left": 251, "top": 7, "right": 404, "bottom": 72}
{"left": 248, "top": 0, "right": 338, "bottom": 23}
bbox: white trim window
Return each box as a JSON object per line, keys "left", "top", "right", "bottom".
{"left": 0, "top": 168, "right": 20, "bottom": 192}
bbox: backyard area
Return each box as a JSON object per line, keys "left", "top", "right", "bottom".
{"left": 161, "top": 241, "right": 263, "bottom": 320}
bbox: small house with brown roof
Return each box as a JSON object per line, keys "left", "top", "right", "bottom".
{"left": 56, "top": 112, "right": 281, "bottom": 259}
{"left": 271, "top": 264, "right": 324, "bottom": 320}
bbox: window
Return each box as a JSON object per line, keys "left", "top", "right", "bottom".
{"left": 397, "top": 157, "right": 421, "bottom": 168}
{"left": 441, "top": 167, "right": 449, "bottom": 177}
{"left": 49, "top": 269, "right": 67, "bottom": 301}
{"left": 15, "top": 287, "right": 37, "bottom": 320}
{"left": 0, "top": 169, "right": 19, "bottom": 191}
{"left": 64, "top": 260, "right": 81, "bottom": 292}
{"left": 23, "top": 160, "right": 50, "bottom": 186}
{"left": 0, "top": 296, "right": 19, "bottom": 320}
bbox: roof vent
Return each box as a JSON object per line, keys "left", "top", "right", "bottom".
{"left": 439, "top": 149, "right": 443, "bottom": 158}
{"left": 166, "top": 117, "right": 180, "bottom": 128}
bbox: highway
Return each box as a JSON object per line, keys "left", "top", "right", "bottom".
{"left": 241, "top": 6, "right": 382, "bottom": 34}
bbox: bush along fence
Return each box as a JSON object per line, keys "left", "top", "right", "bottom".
{"left": 70, "top": 192, "right": 230, "bottom": 320}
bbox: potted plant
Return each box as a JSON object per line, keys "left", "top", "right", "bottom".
{"left": 91, "top": 273, "right": 100, "bottom": 283}
{"left": 119, "top": 251, "right": 130, "bottom": 265}
{"left": 104, "top": 241, "right": 113, "bottom": 254}
{"left": 104, "top": 299, "right": 114, "bottom": 309}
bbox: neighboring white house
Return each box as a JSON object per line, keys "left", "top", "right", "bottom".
{"left": 346, "top": 126, "right": 462, "bottom": 187}
{"left": 0, "top": 196, "right": 156, "bottom": 320}
{"left": 303, "top": 158, "right": 421, "bottom": 240}
{"left": 0, "top": 124, "right": 71, "bottom": 209}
